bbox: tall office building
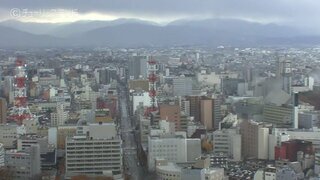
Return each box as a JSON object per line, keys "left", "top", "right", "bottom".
{"left": 65, "top": 123, "right": 122, "bottom": 178}
{"left": 128, "top": 55, "right": 148, "bottom": 79}
{"left": 50, "top": 102, "right": 68, "bottom": 126}
{"left": 200, "top": 97, "right": 221, "bottom": 130}
{"left": 278, "top": 58, "right": 292, "bottom": 95}
{"left": 186, "top": 96, "right": 202, "bottom": 122}
{"left": 3, "top": 76, "right": 14, "bottom": 105}
{"left": 5, "top": 144, "right": 41, "bottom": 180}
{"left": 173, "top": 76, "right": 193, "bottom": 96}
{"left": 240, "top": 120, "right": 271, "bottom": 159}
{"left": 0, "top": 98, "right": 7, "bottom": 123}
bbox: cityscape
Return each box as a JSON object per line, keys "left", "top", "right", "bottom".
{"left": 0, "top": 1, "right": 320, "bottom": 180}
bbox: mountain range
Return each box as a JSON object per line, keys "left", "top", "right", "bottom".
{"left": 0, "top": 18, "right": 319, "bottom": 48}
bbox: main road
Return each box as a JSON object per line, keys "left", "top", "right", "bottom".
{"left": 119, "top": 83, "right": 145, "bottom": 180}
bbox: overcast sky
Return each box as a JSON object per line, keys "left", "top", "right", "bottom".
{"left": 0, "top": 0, "right": 319, "bottom": 31}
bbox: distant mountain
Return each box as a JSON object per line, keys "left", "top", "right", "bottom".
{"left": 0, "top": 20, "right": 62, "bottom": 35}
{"left": 0, "top": 18, "right": 159, "bottom": 37}
{"left": 0, "top": 18, "right": 319, "bottom": 47}
{"left": 0, "top": 25, "right": 65, "bottom": 47}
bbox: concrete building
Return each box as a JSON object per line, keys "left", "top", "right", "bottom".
{"left": 0, "top": 124, "right": 19, "bottom": 148}
{"left": 3, "top": 76, "right": 14, "bottom": 105}
{"left": 212, "top": 128, "right": 242, "bottom": 161}
{"left": 148, "top": 121, "right": 201, "bottom": 171}
{"left": 139, "top": 117, "right": 151, "bottom": 144}
{"left": 186, "top": 96, "right": 202, "bottom": 122}
{"left": 156, "top": 157, "right": 225, "bottom": 180}
{"left": 57, "top": 126, "right": 77, "bottom": 150}
{"left": 173, "top": 76, "right": 193, "bottom": 96}
{"left": 159, "top": 104, "right": 187, "bottom": 131}
{"left": 276, "top": 166, "right": 299, "bottom": 180}
{"left": 50, "top": 102, "right": 68, "bottom": 126}
{"left": 17, "top": 135, "right": 50, "bottom": 154}
{"left": 268, "top": 131, "right": 290, "bottom": 160}
{"left": 65, "top": 123, "right": 122, "bottom": 178}
{"left": 298, "top": 111, "right": 319, "bottom": 129}
{"left": 128, "top": 55, "right": 148, "bottom": 79}
{"left": 263, "top": 104, "right": 293, "bottom": 128}
{"left": 0, "top": 143, "right": 4, "bottom": 167}
{"left": 128, "top": 79, "right": 149, "bottom": 91}
{"left": 0, "top": 98, "right": 7, "bottom": 123}
{"left": 5, "top": 144, "right": 41, "bottom": 180}
{"left": 179, "top": 98, "right": 190, "bottom": 117}
{"left": 253, "top": 166, "right": 276, "bottom": 180}
{"left": 132, "top": 91, "right": 153, "bottom": 113}
{"left": 240, "top": 120, "right": 271, "bottom": 159}
{"left": 315, "top": 152, "right": 320, "bottom": 176}
{"left": 200, "top": 97, "right": 221, "bottom": 130}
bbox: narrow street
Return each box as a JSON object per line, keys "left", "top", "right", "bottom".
{"left": 119, "top": 83, "right": 144, "bottom": 180}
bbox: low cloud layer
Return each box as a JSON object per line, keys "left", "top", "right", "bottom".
{"left": 0, "top": 0, "right": 319, "bottom": 31}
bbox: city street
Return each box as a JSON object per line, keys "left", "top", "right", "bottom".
{"left": 119, "top": 84, "right": 144, "bottom": 180}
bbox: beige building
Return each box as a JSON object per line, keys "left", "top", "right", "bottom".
{"left": 128, "top": 79, "right": 149, "bottom": 91}
{"left": 57, "top": 126, "right": 77, "bottom": 149}
{"left": 0, "top": 98, "right": 7, "bottom": 123}
{"left": 200, "top": 98, "right": 221, "bottom": 130}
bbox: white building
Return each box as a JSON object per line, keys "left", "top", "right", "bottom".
{"left": 254, "top": 166, "right": 276, "bottom": 180}
{"left": 65, "top": 123, "right": 122, "bottom": 178}
{"left": 156, "top": 157, "right": 225, "bottom": 180}
{"left": 212, "top": 129, "right": 242, "bottom": 161}
{"left": 258, "top": 127, "right": 269, "bottom": 160}
{"left": 132, "top": 91, "right": 153, "bottom": 112}
{"left": 148, "top": 121, "right": 201, "bottom": 171}
{"left": 51, "top": 102, "right": 69, "bottom": 126}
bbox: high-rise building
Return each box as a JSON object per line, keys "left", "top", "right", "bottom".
{"left": 3, "top": 76, "right": 14, "bottom": 105}
{"left": 50, "top": 102, "right": 68, "bottom": 126}
{"left": 240, "top": 120, "right": 271, "bottom": 159}
{"left": 278, "top": 58, "right": 292, "bottom": 95}
{"left": 186, "top": 96, "right": 202, "bottom": 122}
{"left": 5, "top": 144, "right": 41, "bottom": 180}
{"left": 200, "top": 97, "right": 221, "bottom": 130}
{"left": 128, "top": 55, "right": 148, "bottom": 79}
{"left": 65, "top": 123, "right": 122, "bottom": 178}
{"left": 0, "top": 98, "right": 7, "bottom": 123}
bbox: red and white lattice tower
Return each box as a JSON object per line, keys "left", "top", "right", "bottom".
{"left": 145, "top": 57, "right": 158, "bottom": 115}
{"left": 9, "top": 58, "right": 32, "bottom": 125}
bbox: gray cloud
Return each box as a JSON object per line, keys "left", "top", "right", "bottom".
{"left": 0, "top": 0, "right": 319, "bottom": 29}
